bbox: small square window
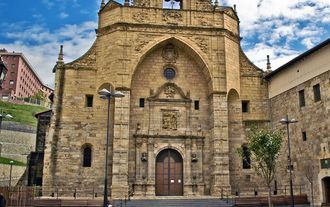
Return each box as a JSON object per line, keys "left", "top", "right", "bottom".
{"left": 11, "top": 64, "right": 15, "bottom": 69}
{"left": 9, "top": 80, "right": 14, "bottom": 85}
{"left": 313, "top": 84, "right": 321, "bottom": 102}
{"left": 10, "top": 72, "right": 15, "bottom": 76}
{"left": 194, "top": 100, "right": 200, "bottom": 110}
{"left": 298, "top": 90, "right": 305, "bottom": 107}
{"left": 302, "top": 131, "right": 307, "bottom": 141}
{"left": 86, "top": 95, "right": 93, "bottom": 107}
{"left": 139, "top": 98, "right": 145, "bottom": 108}
{"left": 242, "top": 101, "right": 249, "bottom": 113}
{"left": 287, "top": 165, "right": 294, "bottom": 171}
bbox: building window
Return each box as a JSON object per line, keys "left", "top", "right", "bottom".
{"left": 242, "top": 101, "right": 249, "bottom": 113}
{"left": 298, "top": 89, "right": 305, "bottom": 107}
{"left": 86, "top": 95, "right": 93, "bottom": 107}
{"left": 164, "top": 68, "right": 176, "bottom": 80}
{"left": 10, "top": 72, "right": 14, "bottom": 76}
{"left": 242, "top": 145, "right": 251, "bottom": 169}
{"left": 163, "top": 0, "right": 182, "bottom": 9}
{"left": 194, "top": 100, "right": 200, "bottom": 110}
{"left": 313, "top": 84, "right": 321, "bottom": 102}
{"left": 82, "top": 145, "right": 92, "bottom": 167}
{"left": 11, "top": 64, "right": 15, "bottom": 69}
{"left": 9, "top": 80, "right": 14, "bottom": 85}
{"left": 139, "top": 98, "right": 145, "bottom": 108}
{"left": 302, "top": 131, "right": 307, "bottom": 141}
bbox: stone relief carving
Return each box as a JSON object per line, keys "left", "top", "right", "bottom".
{"left": 162, "top": 44, "right": 178, "bottom": 63}
{"left": 164, "top": 85, "right": 176, "bottom": 98}
{"left": 133, "top": 9, "right": 150, "bottom": 23}
{"left": 196, "top": 14, "right": 212, "bottom": 26}
{"left": 196, "top": 0, "right": 212, "bottom": 11}
{"left": 133, "top": 0, "right": 150, "bottom": 7}
{"left": 162, "top": 10, "right": 183, "bottom": 25}
{"left": 135, "top": 34, "right": 156, "bottom": 51}
{"left": 162, "top": 111, "right": 178, "bottom": 130}
{"left": 194, "top": 37, "right": 208, "bottom": 53}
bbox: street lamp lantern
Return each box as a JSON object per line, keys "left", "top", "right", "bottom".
{"left": 99, "top": 89, "right": 125, "bottom": 98}
{"left": 0, "top": 56, "right": 8, "bottom": 87}
{"left": 0, "top": 113, "right": 13, "bottom": 133}
{"left": 98, "top": 88, "right": 125, "bottom": 207}
{"left": 280, "top": 115, "right": 298, "bottom": 207}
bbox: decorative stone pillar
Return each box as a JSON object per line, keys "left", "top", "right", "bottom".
{"left": 196, "top": 138, "right": 205, "bottom": 195}
{"left": 134, "top": 138, "right": 143, "bottom": 196}
{"left": 210, "top": 92, "right": 231, "bottom": 196}
{"left": 146, "top": 138, "right": 155, "bottom": 196}
{"left": 111, "top": 89, "right": 130, "bottom": 199}
{"left": 184, "top": 138, "right": 193, "bottom": 195}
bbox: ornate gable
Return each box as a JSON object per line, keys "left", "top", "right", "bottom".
{"left": 148, "top": 82, "right": 191, "bottom": 102}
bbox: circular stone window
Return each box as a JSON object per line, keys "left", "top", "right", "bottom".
{"left": 164, "top": 68, "right": 176, "bottom": 80}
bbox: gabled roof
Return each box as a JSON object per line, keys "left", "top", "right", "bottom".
{"left": 265, "top": 38, "right": 330, "bottom": 80}
{"left": 34, "top": 110, "right": 52, "bottom": 118}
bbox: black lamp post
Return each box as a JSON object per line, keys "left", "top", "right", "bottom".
{"left": 0, "top": 56, "right": 8, "bottom": 88}
{"left": 9, "top": 160, "right": 14, "bottom": 187}
{"left": 98, "top": 88, "right": 125, "bottom": 207}
{"left": 280, "top": 115, "right": 298, "bottom": 207}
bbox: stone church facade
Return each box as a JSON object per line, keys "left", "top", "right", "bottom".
{"left": 43, "top": 0, "right": 274, "bottom": 199}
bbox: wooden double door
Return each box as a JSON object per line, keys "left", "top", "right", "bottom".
{"left": 156, "top": 149, "right": 183, "bottom": 196}
{"left": 324, "top": 177, "right": 330, "bottom": 203}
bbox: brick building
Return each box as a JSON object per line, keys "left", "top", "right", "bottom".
{"left": 42, "top": 0, "right": 329, "bottom": 206}
{"left": 0, "top": 49, "right": 53, "bottom": 101}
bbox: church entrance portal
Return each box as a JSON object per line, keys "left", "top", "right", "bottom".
{"left": 156, "top": 149, "right": 183, "bottom": 196}
{"left": 323, "top": 177, "right": 330, "bottom": 203}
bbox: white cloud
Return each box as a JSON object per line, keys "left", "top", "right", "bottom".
{"left": 41, "top": 0, "right": 55, "bottom": 8}
{"left": 0, "top": 21, "right": 97, "bottom": 88}
{"left": 245, "top": 43, "right": 300, "bottom": 70}
{"left": 59, "top": 12, "right": 69, "bottom": 19}
{"left": 222, "top": 0, "right": 330, "bottom": 70}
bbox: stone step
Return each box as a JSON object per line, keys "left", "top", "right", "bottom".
{"left": 112, "top": 199, "right": 234, "bottom": 207}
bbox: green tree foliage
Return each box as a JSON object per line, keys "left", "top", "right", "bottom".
{"left": 31, "top": 90, "right": 46, "bottom": 101}
{"left": 238, "top": 126, "right": 283, "bottom": 207}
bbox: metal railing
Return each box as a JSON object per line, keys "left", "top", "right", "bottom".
{"left": 0, "top": 186, "right": 35, "bottom": 206}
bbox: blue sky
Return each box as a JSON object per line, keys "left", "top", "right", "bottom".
{"left": 0, "top": 0, "right": 329, "bottom": 87}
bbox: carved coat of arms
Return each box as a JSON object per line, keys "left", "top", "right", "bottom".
{"left": 162, "top": 44, "right": 178, "bottom": 63}
{"left": 162, "top": 111, "right": 178, "bottom": 130}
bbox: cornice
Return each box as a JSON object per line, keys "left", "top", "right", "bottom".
{"left": 97, "top": 22, "right": 240, "bottom": 43}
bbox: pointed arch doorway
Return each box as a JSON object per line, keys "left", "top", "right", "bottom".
{"left": 156, "top": 149, "right": 183, "bottom": 196}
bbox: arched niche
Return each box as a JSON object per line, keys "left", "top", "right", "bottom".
{"left": 130, "top": 37, "right": 213, "bottom": 93}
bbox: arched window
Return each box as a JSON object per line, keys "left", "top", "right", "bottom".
{"left": 242, "top": 144, "right": 251, "bottom": 169}
{"left": 82, "top": 145, "right": 92, "bottom": 167}
{"left": 163, "top": 0, "right": 182, "bottom": 9}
